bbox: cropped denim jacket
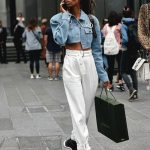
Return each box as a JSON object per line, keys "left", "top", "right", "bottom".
{"left": 50, "top": 10, "right": 108, "bottom": 82}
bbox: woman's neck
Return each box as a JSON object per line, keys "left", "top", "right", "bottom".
{"left": 69, "top": 6, "right": 81, "bottom": 19}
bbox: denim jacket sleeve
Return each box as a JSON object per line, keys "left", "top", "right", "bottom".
{"left": 91, "top": 16, "right": 109, "bottom": 82}
{"left": 50, "top": 12, "right": 71, "bottom": 46}
{"left": 121, "top": 24, "right": 128, "bottom": 48}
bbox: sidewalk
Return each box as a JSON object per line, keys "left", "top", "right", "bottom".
{"left": 0, "top": 62, "right": 150, "bottom": 150}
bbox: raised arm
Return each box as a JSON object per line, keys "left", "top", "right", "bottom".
{"left": 50, "top": 12, "right": 72, "bottom": 46}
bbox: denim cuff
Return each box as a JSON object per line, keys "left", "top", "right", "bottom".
{"left": 101, "top": 76, "right": 109, "bottom": 82}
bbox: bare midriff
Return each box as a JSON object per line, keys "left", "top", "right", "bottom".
{"left": 65, "top": 43, "right": 91, "bottom": 51}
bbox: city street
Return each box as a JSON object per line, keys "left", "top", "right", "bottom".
{"left": 0, "top": 61, "right": 150, "bottom": 150}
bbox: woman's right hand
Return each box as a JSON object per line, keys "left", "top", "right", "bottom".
{"left": 60, "top": 0, "right": 67, "bottom": 13}
{"left": 103, "top": 81, "right": 109, "bottom": 89}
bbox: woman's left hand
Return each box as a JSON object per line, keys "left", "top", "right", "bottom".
{"left": 60, "top": 1, "right": 67, "bottom": 13}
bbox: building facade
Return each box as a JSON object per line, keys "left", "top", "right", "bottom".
{"left": 0, "top": 0, "right": 149, "bottom": 35}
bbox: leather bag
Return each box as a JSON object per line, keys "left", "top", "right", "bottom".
{"left": 95, "top": 90, "right": 129, "bottom": 143}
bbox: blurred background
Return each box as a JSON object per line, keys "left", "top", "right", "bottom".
{"left": 0, "top": 0, "right": 148, "bottom": 35}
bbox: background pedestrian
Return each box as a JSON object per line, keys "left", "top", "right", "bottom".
{"left": 22, "top": 19, "right": 42, "bottom": 79}
{"left": 44, "top": 26, "right": 62, "bottom": 81}
{"left": 0, "top": 20, "right": 7, "bottom": 64}
{"left": 120, "top": 6, "right": 140, "bottom": 101}
{"left": 102, "top": 11, "right": 123, "bottom": 91}
{"left": 13, "top": 19, "right": 27, "bottom": 63}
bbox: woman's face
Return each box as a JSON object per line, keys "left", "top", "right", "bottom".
{"left": 64, "top": 0, "right": 80, "bottom": 8}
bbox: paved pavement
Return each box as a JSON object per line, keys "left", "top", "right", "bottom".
{"left": 0, "top": 61, "right": 150, "bottom": 150}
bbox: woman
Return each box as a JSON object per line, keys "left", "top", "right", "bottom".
{"left": 14, "top": 19, "right": 26, "bottom": 63}
{"left": 50, "top": 0, "right": 109, "bottom": 149}
{"left": 23, "top": 19, "right": 42, "bottom": 79}
{"left": 102, "top": 11, "right": 124, "bottom": 91}
{"left": 138, "top": 2, "right": 150, "bottom": 90}
{"left": 138, "top": 2, "right": 150, "bottom": 53}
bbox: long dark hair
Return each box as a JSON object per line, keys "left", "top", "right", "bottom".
{"left": 108, "top": 11, "right": 120, "bottom": 27}
{"left": 80, "top": 0, "right": 95, "bottom": 14}
{"left": 28, "top": 19, "right": 38, "bottom": 30}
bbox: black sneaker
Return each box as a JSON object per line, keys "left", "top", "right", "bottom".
{"left": 129, "top": 93, "right": 138, "bottom": 102}
{"left": 129, "top": 90, "right": 137, "bottom": 100}
{"left": 116, "top": 84, "right": 125, "bottom": 91}
{"left": 64, "top": 138, "right": 77, "bottom": 150}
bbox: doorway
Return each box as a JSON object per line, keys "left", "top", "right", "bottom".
{"left": 6, "top": 0, "right": 16, "bottom": 35}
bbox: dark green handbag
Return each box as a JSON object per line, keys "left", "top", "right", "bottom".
{"left": 95, "top": 89, "right": 129, "bottom": 143}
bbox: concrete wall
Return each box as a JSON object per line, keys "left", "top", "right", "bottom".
{"left": 19, "top": 0, "right": 58, "bottom": 25}
{"left": 39, "top": 0, "right": 58, "bottom": 22}
{"left": 16, "top": 0, "right": 25, "bottom": 16}
{"left": 24, "top": 0, "right": 38, "bottom": 24}
{"left": 95, "top": 0, "right": 126, "bottom": 22}
{"left": 0, "top": 0, "right": 7, "bottom": 26}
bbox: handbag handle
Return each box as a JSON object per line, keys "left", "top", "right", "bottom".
{"left": 32, "top": 31, "right": 41, "bottom": 44}
{"left": 100, "top": 88, "right": 117, "bottom": 102}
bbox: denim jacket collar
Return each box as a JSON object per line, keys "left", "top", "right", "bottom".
{"left": 80, "top": 10, "right": 88, "bottom": 21}
{"left": 67, "top": 10, "right": 87, "bottom": 21}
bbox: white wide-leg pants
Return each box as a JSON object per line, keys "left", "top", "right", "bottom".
{"left": 63, "top": 49, "right": 98, "bottom": 146}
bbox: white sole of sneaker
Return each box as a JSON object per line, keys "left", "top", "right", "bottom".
{"left": 129, "top": 90, "right": 137, "bottom": 100}
{"left": 48, "top": 78, "right": 53, "bottom": 81}
{"left": 30, "top": 77, "right": 35, "bottom": 79}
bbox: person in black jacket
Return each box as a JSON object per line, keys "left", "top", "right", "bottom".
{"left": 44, "top": 26, "right": 62, "bottom": 80}
{"left": 0, "top": 20, "right": 7, "bottom": 64}
{"left": 120, "top": 6, "right": 140, "bottom": 101}
{"left": 13, "top": 20, "right": 27, "bottom": 63}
